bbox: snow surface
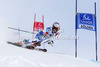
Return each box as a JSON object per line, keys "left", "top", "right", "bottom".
{"left": 0, "top": 42, "right": 100, "bottom": 67}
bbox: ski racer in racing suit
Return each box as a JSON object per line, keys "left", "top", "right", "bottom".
{"left": 22, "top": 22, "right": 60, "bottom": 47}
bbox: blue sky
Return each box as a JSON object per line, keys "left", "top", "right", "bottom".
{"left": 0, "top": 0, "right": 100, "bottom": 61}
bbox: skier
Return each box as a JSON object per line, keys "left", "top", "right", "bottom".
{"left": 7, "top": 22, "right": 60, "bottom": 52}
{"left": 32, "top": 22, "right": 60, "bottom": 47}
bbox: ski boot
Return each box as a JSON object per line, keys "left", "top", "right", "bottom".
{"left": 33, "top": 42, "right": 41, "bottom": 47}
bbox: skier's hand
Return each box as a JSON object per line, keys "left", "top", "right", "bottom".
{"left": 48, "top": 40, "right": 54, "bottom": 47}
{"left": 48, "top": 42, "right": 53, "bottom": 47}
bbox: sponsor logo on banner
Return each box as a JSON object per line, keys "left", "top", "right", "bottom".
{"left": 77, "top": 13, "right": 96, "bottom": 31}
{"left": 80, "top": 14, "right": 93, "bottom": 25}
{"left": 79, "top": 24, "right": 94, "bottom": 30}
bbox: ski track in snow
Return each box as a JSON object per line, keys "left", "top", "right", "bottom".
{"left": 0, "top": 43, "right": 100, "bottom": 67}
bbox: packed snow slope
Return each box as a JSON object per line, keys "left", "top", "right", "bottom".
{"left": 0, "top": 42, "right": 100, "bottom": 67}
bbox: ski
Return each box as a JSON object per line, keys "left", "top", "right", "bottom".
{"left": 7, "top": 41, "right": 22, "bottom": 47}
{"left": 7, "top": 41, "right": 47, "bottom": 52}
{"left": 32, "top": 48, "right": 47, "bottom": 52}
{"left": 26, "top": 46, "right": 47, "bottom": 52}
